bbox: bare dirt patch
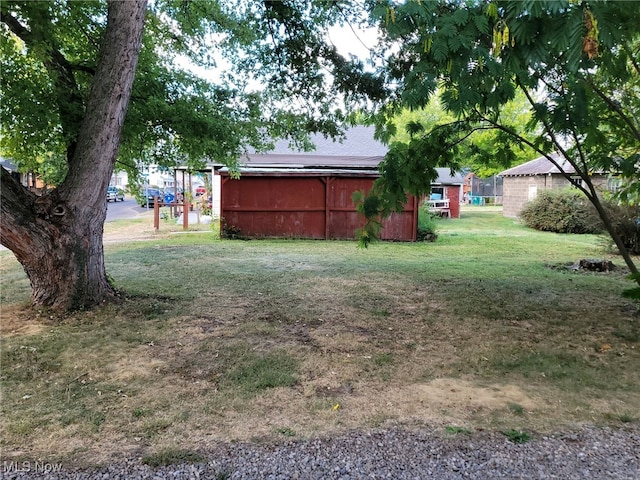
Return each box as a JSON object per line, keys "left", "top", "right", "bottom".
{"left": 0, "top": 304, "right": 48, "bottom": 337}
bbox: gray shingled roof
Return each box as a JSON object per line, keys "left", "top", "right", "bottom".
{"left": 433, "top": 168, "right": 465, "bottom": 185}
{"left": 240, "top": 125, "right": 386, "bottom": 170}
{"left": 242, "top": 153, "right": 381, "bottom": 169}
{"left": 499, "top": 153, "right": 576, "bottom": 176}
{"left": 218, "top": 126, "right": 465, "bottom": 184}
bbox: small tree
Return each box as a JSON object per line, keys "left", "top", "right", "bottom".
{"left": 358, "top": 1, "right": 640, "bottom": 287}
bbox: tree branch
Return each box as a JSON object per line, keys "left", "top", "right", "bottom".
{"left": 71, "top": 63, "right": 97, "bottom": 75}
{"left": 1, "top": 9, "right": 86, "bottom": 163}
{"left": 0, "top": 9, "right": 30, "bottom": 41}
{"left": 586, "top": 76, "right": 640, "bottom": 143}
{"left": 434, "top": 120, "right": 496, "bottom": 150}
{"left": 474, "top": 106, "right": 587, "bottom": 198}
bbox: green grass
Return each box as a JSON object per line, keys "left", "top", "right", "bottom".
{"left": 1, "top": 207, "right": 639, "bottom": 466}
{"left": 508, "top": 403, "right": 525, "bottom": 416}
{"left": 224, "top": 350, "right": 299, "bottom": 395}
{"left": 444, "top": 425, "right": 473, "bottom": 435}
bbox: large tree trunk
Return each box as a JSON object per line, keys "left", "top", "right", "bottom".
{"left": 1, "top": 168, "right": 114, "bottom": 309}
{"left": 0, "top": 1, "right": 147, "bottom": 311}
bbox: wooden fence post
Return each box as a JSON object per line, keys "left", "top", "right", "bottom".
{"left": 183, "top": 198, "right": 189, "bottom": 230}
{"left": 154, "top": 198, "right": 160, "bottom": 231}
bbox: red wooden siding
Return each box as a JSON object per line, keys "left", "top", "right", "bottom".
{"left": 445, "top": 185, "right": 461, "bottom": 219}
{"left": 220, "top": 173, "right": 417, "bottom": 241}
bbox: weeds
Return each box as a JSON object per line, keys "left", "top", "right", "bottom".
{"left": 132, "top": 407, "right": 152, "bottom": 418}
{"left": 508, "top": 403, "right": 525, "bottom": 416}
{"left": 502, "top": 429, "right": 533, "bottom": 444}
{"left": 618, "top": 413, "right": 638, "bottom": 423}
{"left": 445, "top": 426, "right": 473, "bottom": 435}
{"left": 373, "top": 352, "right": 394, "bottom": 367}
{"left": 604, "top": 412, "right": 638, "bottom": 424}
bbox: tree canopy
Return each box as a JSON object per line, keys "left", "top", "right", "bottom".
{"left": 0, "top": 0, "right": 384, "bottom": 184}
{"left": 388, "top": 90, "right": 537, "bottom": 177}
{"left": 0, "top": 0, "right": 384, "bottom": 310}
{"left": 357, "top": 0, "right": 640, "bottom": 279}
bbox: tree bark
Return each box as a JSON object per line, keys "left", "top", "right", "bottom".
{"left": 0, "top": 0, "right": 147, "bottom": 311}
{"left": 587, "top": 186, "right": 640, "bottom": 277}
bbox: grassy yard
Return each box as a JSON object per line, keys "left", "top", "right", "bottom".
{"left": 1, "top": 207, "right": 639, "bottom": 467}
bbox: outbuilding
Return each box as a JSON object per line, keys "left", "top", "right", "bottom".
{"left": 499, "top": 153, "right": 611, "bottom": 217}
{"left": 219, "top": 156, "right": 418, "bottom": 241}
{"left": 176, "top": 126, "right": 464, "bottom": 240}
{"left": 218, "top": 126, "right": 468, "bottom": 241}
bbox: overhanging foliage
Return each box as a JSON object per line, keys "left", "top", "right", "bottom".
{"left": 356, "top": 1, "right": 640, "bottom": 283}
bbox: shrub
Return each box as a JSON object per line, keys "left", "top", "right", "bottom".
{"left": 417, "top": 209, "right": 439, "bottom": 241}
{"left": 220, "top": 217, "right": 243, "bottom": 239}
{"left": 502, "top": 429, "right": 533, "bottom": 444}
{"left": 519, "top": 189, "right": 601, "bottom": 234}
{"left": 520, "top": 189, "right": 640, "bottom": 254}
{"left": 601, "top": 202, "right": 640, "bottom": 255}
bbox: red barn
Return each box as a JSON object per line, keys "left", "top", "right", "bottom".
{"left": 187, "top": 127, "right": 463, "bottom": 240}
{"left": 220, "top": 157, "right": 419, "bottom": 241}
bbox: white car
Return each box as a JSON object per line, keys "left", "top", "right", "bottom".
{"left": 106, "top": 186, "right": 125, "bottom": 202}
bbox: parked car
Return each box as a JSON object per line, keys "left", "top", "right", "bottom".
{"left": 195, "top": 186, "right": 207, "bottom": 196}
{"left": 139, "top": 188, "right": 163, "bottom": 206}
{"left": 106, "top": 186, "right": 125, "bottom": 202}
{"left": 163, "top": 191, "right": 176, "bottom": 204}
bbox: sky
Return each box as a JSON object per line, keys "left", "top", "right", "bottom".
{"left": 179, "top": 23, "right": 380, "bottom": 84}
{"left": 327, "top": 24, "right": 379, "bottom": 62}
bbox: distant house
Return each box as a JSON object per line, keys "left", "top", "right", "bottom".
{"left": 2, "top": 157, "right": 129, "bottom": 192}
{"left": 499, "top": 153, "right": 610, "bottom": 218}
{"left": 0, "top": 157, "right": 45, "bottom": 191}
{"left": 110, "top": 170, "right": 129, "bottom": 189}
{"left": 216, "top": 126, "right": 464, "bottom": 241}
{"left": 427, "top": 168, "right": 465, "bottom": 218}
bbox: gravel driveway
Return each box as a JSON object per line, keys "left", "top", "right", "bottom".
{"left": 4, "top": 425, "right": 639, "bottom": 479}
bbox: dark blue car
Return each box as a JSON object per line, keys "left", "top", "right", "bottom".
{"left": 140, "top": 188, "right": 163, "bottom": 207}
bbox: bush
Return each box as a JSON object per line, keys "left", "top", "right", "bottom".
{"left": 601, "top": 202, "right": 640, "bottom": 255}
{"left": 417, "top": 210, "right": 439, "bottom": 241}
{"left": 519, "top": 189, "right": 601, "bottom": 234}
{"left": 520, "top": 189, "right": 640, "bottom": 253}
{"left": 220, "top": 217, "right": 243, "bottom": 239}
